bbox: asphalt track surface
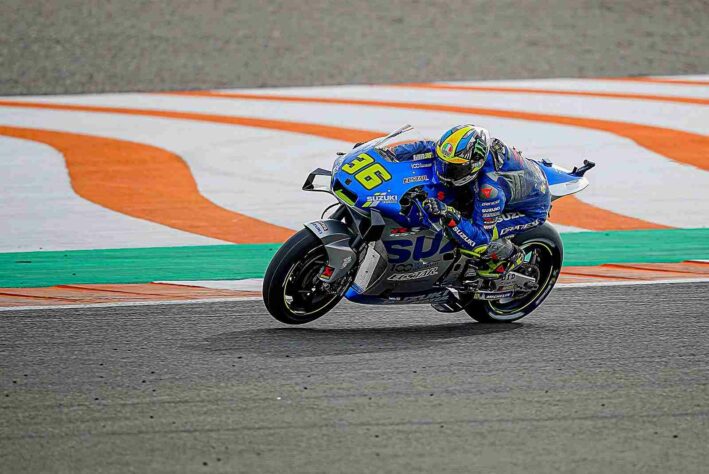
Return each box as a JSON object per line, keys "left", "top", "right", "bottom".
{"left": 3, "top": 0, "right": 708, "bottom": 95}
{"left": 2, "top": 282, "right": 708, "bottom": 473}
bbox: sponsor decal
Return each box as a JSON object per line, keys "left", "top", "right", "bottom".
{"left": 387, "top": 290, "right": 450, "bottom": 304}
{"left": 437, "top": 191, "right": 445, "bottom": 200}
{"left": 480, "top": 185, "right": 498, "bottom": 199}
{"left": 403, "top": 175, "right": 428, "bottom": 184}
{"left": 342, "top": 256, "right": 352, "bottom": 267}
{"left": 483, "top": 207, "right": 500, "bottom": 217}
{"left": 475, "top": 290, "right": 514, "bottom": 300}
{"left": 383, "top": 234, "right": 456, "bottom": 263}
{"left": 390, "top": 226, "right": 420, "bottom": 237}
{"left": 387, "top": 267, "right": 439, "bottom": 281}
{"left": 411, "top": 162, "right": 433, "bottom": 169}
{"left": 499, "top": 212, "right": 525, "bottom": 221}
{"left": 500, "top": 219, "right": 541, "bottom": 236}
{"left": 450, "top": 225, "right": 476, "bottom": 248}
{"left": 311, "top": 221, "right": 329, "bottom": 234}
{"left": 391, "top": 261, "right": 431, "bottom": 272}
{"left": 362, "top": 192, "right": 398, "bottom": 208}
{"left": 413, "top": 152, "right": 433, "bottom": 161}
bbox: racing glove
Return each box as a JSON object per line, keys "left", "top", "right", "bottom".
{"left": 422, "top": 198, "right": 462, "bottom": 225}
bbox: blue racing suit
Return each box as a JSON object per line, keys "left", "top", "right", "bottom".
{"left": 393, "top": 138, "right": 551, "bottom": 250}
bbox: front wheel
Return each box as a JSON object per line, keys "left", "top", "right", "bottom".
{"left": 465, "top": 223, "right": 563, "bottom": 323}
{"left": 263, "top": 228, "right": 352, "bottom": 324}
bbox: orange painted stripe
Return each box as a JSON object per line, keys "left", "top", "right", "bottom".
{"left": 600, "top": 263, "right": 707, "bottom": 276}
{"left": 394, "top": 82, "right": 709, "bottom": 106}
{"left": 550, "top": 195, "right": 668, "bottom": 230}
{"left": 0, "top": 283, "right": 260, "bottom": 307}
{"left": 0, "top": 291, "right": 78, "bottom": 302}
{"left": 0, "top": 98, "right": 669, "bottom": 231}
{"left": 171, "top": 91, "right": 709, "bottom": 172}
{"left": 0, "top": 126, "right": 295, "bottom": 244}
{"left": 603, "top": 77, "right": 709, "bottom": 87}
{"left": 560, "top": 269, "right": 642, "bottom": 280}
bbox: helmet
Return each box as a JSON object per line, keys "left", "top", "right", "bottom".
{"left": 434, "top": 125, "right": 490, "bottom": 186}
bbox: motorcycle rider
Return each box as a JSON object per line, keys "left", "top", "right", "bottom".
{"left": 392, "top": 124, "right": 551, "bottom": 278}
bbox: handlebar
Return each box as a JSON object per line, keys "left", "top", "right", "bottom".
{"left": 413, "top": 199, "right": 443, "bottom": 233}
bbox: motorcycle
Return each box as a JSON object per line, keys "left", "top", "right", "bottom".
{"left": 263, "top": 125, "right": 594, "bottom": 324}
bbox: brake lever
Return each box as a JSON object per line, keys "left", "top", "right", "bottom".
{"left": 413, "top": 199, "right": 443, "bottom": 233}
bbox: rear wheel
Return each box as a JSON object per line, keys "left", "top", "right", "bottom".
{"left": 465, "top": 223, "right": 562, "bottom": 323}
{"left": 263, "top": 228, "right": 352, "bottom": 324}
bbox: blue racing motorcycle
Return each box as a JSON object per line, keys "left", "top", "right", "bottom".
{"left": 263, "top": 125, "right": 594, "bottom": 324}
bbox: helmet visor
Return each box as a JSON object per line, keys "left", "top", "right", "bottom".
{"left": 435, "top": 158, "right": 483, "bottom": 186}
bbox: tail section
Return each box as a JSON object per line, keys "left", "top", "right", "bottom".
{"left": 536, "top": 159, "right": 595, "bottom": 201}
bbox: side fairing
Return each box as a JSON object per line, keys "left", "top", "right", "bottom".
{"left": 345, "top": 217, "right": 459, "bottom": 304}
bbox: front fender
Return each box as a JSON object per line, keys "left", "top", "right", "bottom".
{"left": 304, "top": 219, "right": 357, "bottom": 282}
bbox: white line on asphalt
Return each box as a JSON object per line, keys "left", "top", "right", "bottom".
{"left": 0, "top": 296, "right": 263, "bottom": 313}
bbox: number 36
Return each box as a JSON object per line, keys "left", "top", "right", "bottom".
{"left": 342, "top": 153, "right": 392, "bottom": 190}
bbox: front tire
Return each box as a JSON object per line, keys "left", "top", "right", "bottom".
{"left": 263, "top": 228, "right": 350, "bottom": 324}
{"left": 465, "top": 223, "right": 563, "bottom": 323}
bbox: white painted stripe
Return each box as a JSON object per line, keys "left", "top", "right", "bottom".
{"left": 0, "top": 296, "right": 264, "bottom": 313}
{"left": 221, "top": 76, "right": 709, "bottom": 100}
{"left": 17, "top": 86, "right": 709, "bottom": 135}
{"left": 159, "top": 276, "right": 709, "bottom": 292}
{"left": 214, "top": 84, "right": 709, "bottom": 135}
{"left": 556, "top": 278, "right": 709, "bottom": 288}
{"left": 2, "top": 278, "right": 706, "bottom": 312}
{"left": 158, "top": 279, "right": 264, "bottom": 291}
{"left": 0, "top": 135, "right": 223, "bottom": 252}
{"left": 549, "top": 224, "right": 587, "bottom": 233}
{"left": 434, "top": 77, "right": 709, "bottom": 99}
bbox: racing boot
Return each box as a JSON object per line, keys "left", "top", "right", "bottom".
{"left": 476, "top": 239, "right": 525, "bottom": 279}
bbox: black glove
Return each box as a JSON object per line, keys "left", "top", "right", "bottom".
{"left": 422, "top": 198, "right": 446, "bottom": 217}
{"left": 422, "top": 198, "right": 461, "bottom": 224}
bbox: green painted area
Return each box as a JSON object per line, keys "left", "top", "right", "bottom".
{"left": 561, "top": 228, "right": 708, "bottom": 266}
{"left": 1, "top": 228, "right": 707, "bottom": 288}
{"left": 0, "top": 243, "right": 281, "bottom": 288}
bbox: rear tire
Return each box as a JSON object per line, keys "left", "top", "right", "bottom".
{"left": 465, "top": 223, "right": 563, "bottom": 323}
{"left": 263, "top": 228, "right": 350, "bottom": 324}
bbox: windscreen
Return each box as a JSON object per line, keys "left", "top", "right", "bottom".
{"left": 353, "top": 125, "right": 431, "bottom": 162}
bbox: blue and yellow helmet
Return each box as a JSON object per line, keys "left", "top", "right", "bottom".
{"left": 434, "top": 124, "right": 490, "bottom": 186}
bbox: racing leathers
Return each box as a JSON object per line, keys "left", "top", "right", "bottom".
{"left": 393, "top": 138, "right": 551, "bottom": 265}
